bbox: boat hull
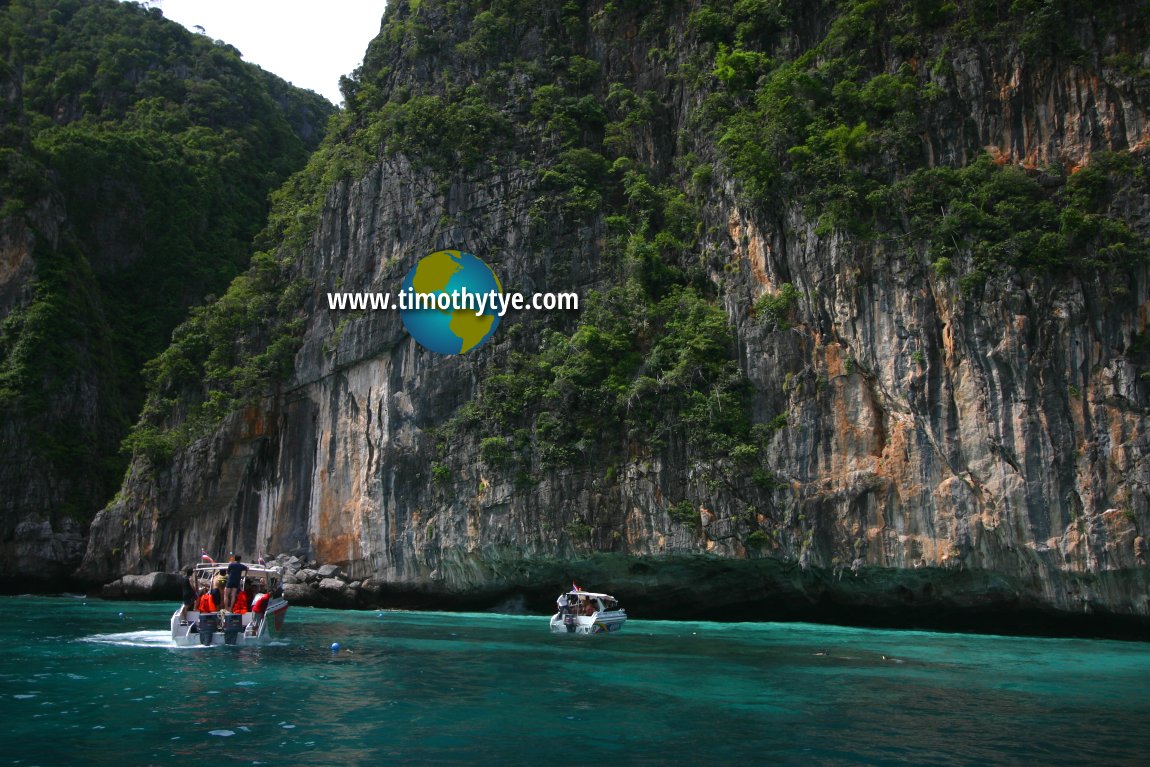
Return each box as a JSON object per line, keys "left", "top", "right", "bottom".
{"left": 170, "top": 600, "right": 288, "bottom": 647}
{"left": 549, "top": 610, "right": 626, "bottom": 635}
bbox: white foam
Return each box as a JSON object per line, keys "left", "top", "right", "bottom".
{"left": 79, "top": 631, "right": 174, "bottom": 648}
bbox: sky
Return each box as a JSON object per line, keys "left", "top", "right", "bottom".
{"left": 145, "top": 0, "right": 387, "bottom": 104}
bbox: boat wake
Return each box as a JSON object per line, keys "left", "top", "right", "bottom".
{"left": 80, "top": 630, "right": 177, "bottom": 648}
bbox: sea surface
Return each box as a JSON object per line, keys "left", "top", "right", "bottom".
{"left": 1, "top": 595, "right": 1147, "bottom": 766}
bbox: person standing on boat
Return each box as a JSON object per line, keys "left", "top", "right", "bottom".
{"left": 210, "top": 575, "right": 224, "bottom": 611}
{"left": 224, "top": 554, "right": 248, "bottom": 612}
{"left": 179, "top": 567, "right": 197, "bottom": 625}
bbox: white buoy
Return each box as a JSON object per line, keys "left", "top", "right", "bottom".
{"left": 118, "top": 612, "right": 124, "bottom": 619}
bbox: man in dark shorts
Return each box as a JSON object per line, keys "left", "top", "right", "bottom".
{"left": 179, "top": 566, "right": 197, "bottom": 625}
{"left": 224, "top": 554, "right": 248, "bottom": 612}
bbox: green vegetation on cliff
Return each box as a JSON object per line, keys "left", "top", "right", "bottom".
{"left": 0, "top": 0, "right": 333, "bottom": 522}
{"left": 367, "top": 1, "right": 764, "bottom": 479}
{"left": 702, "top": 0, "right": 1149, "bottom": 281}
{"left": 129, "top": 0, "right": 773, "bottom": 494}
{"left": 128, "top": 109, "right": 371, "bottom": 461}
{"left": 124, "top": 0, "right": 1149, "bottom": 545}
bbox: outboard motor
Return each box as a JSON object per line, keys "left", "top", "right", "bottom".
{"left": 197, "top": 613, "right": 218, "bottom": 645}
{"left": 223, "top": 613, "right": 243, "bottom": 645}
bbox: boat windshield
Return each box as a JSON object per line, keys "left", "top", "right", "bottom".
{"left": 193, "top": 564, "right": 280, "bottom": 591}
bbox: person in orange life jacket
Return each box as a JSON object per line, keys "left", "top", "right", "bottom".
{"left": 196, "top": 586, "right": 217, "bottom": 613}
{"left": 232, "top": 586, "right": 250, "bottom": 614}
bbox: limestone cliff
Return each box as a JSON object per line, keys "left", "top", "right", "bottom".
{"left": 82, "top": 0, "right": 1150, "bottom": 633}
{"left": 0, "top": 0, "right": 332, "bottom": 587}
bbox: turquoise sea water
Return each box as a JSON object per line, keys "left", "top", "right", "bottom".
{"left": 1, "top": 596, "right": 1147, "bottom": 766}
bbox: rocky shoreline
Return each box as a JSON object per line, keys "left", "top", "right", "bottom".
{"left": 75, "top": 553, "right": 1150, "bottom": 642}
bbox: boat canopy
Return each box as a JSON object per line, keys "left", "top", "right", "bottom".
{"left": 560, "top": 590, "right": 620, "bottom": 602}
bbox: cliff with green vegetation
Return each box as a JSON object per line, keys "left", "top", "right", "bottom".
{"left": 82, "top": 0, "right": 1150, "bottom": 633}
{"left": 0, "top": 0, "right": 333, "bottom": 586}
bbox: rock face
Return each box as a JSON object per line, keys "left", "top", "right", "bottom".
{"left": 81, "top": 1, "right": 1150, "bottom": 633}
{"left": 0, "top": 194, "right": 96, "bottom": 588}
{"left": 0, "top": 0, "right": 334, "bottom": 587}
{"left": 0, "top": 41, "right": 111, "bottom": 585}
{"left": 100, "top": 572, "right": 180, "bottom": 601}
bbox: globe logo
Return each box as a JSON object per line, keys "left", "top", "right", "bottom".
{"left": 399, "top": 250, "right": 503, "bottom": 354}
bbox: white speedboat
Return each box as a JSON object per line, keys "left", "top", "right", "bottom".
{"left": 170, "top": 563, "right": 289, "bottom": 647}
{"left": 549, "top": 589, "right": 626, "bottom": 634}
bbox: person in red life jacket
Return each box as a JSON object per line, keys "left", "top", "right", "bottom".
{"left": 250, "top": 584, "right": 270, "bottom": 628}
{"left": 196, "top": 586, "right": 217, "bottom": 613}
